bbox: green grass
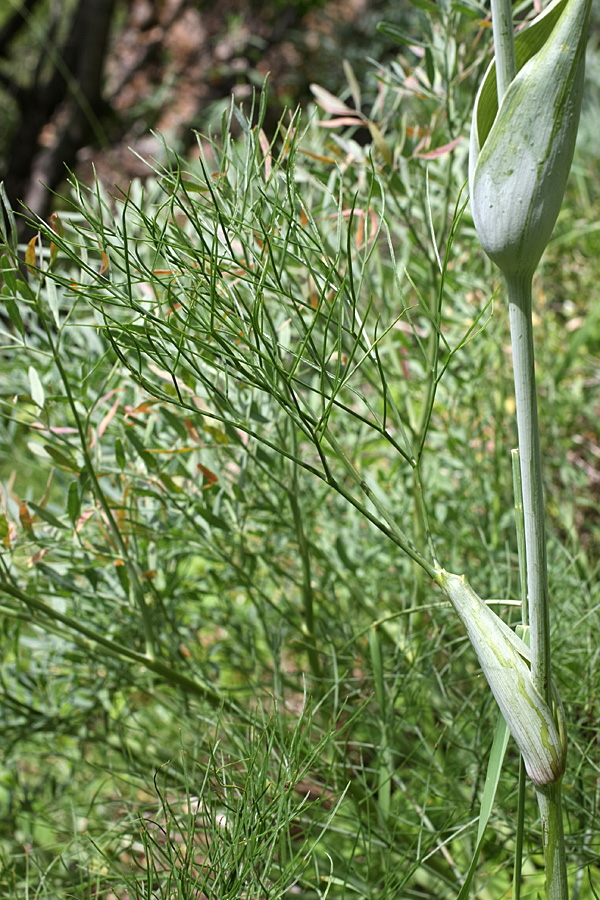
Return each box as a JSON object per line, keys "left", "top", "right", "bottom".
{"left": 1, "top": 5, "right": 600, "bottom": 897}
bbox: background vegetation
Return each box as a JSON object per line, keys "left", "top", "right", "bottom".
{"left": 1, "top": 1, "right": 600, "bottom": 898}
{"left": 0, "top": 0, "right": 409, "bottom": 232}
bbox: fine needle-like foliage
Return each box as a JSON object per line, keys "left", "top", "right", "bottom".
{"left": 1, "top": 3, "right": 600, "bottom": 898}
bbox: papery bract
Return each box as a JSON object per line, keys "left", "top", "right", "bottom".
{"left": 436, "top": 569, "right": 567, "bottom": 785}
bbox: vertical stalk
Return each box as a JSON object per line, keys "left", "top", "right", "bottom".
{"left": 491, "top": 0, "right": 517, "bottom": 99}
{"left": 506, "top": 274, "right": 567, "bottom": 900}
{"left": 506, "top": 275, "right": 551, "bottom": 704}
{"left": 536, "top": 783, "right": 569, "bottom": 900}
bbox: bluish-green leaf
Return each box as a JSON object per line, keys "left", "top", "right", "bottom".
{"left": 27, "top": 501, "right": 67, "bottom": 530}
{"left": 28, "top": 366, "right": 45, "bottom": 409}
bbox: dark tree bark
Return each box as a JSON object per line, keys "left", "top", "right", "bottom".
{"left": 0, "top": 0, "right": 44, "bottom": 55}
{"left": 2, "top": 0, "right": 118, "bottom": 236}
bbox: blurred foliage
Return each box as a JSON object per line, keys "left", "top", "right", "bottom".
{"left": 0, "top": 0, "right": 416, "bottom": 212}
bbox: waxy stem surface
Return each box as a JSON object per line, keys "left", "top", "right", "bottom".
{"left": 506, "top": 274, "right": 551, "bottom": 705}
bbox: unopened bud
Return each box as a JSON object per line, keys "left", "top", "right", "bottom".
{"left": 469, "top": 0, "right": 591, "bottom": 281}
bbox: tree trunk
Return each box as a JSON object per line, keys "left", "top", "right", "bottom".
{"left": 3, "top": 0, "right": 118, "bottom": 236}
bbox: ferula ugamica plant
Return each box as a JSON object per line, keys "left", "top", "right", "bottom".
{"left": 0, "top": 0, "right": 595, "bottom": 894}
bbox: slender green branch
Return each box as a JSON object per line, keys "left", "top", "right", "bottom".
{"left": 321, "top": 426, "right": 437, "bottom": 580}
{"left": 412, "top": 466, "right": 438, "bottom": 568}
{"left": 0, "top": 580, "right": 250, "bottom": 720}
{"left": 288, "top": 471, "right": 323, "bottom": 686}
{"left": 40, "top": 312, "right": 157, "bottom": 660}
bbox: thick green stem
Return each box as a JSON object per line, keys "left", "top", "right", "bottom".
{"left": 507, "top": 274, "right": 567, "bottom": 899}
{"left": 491, "top": 0, "right": 517, "bottom": 100}
{"left": 535, "top": 782, "right": 569, "bottom": 900}
{"left": 506, "top": 275, "right": 551, "bottom": 704}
